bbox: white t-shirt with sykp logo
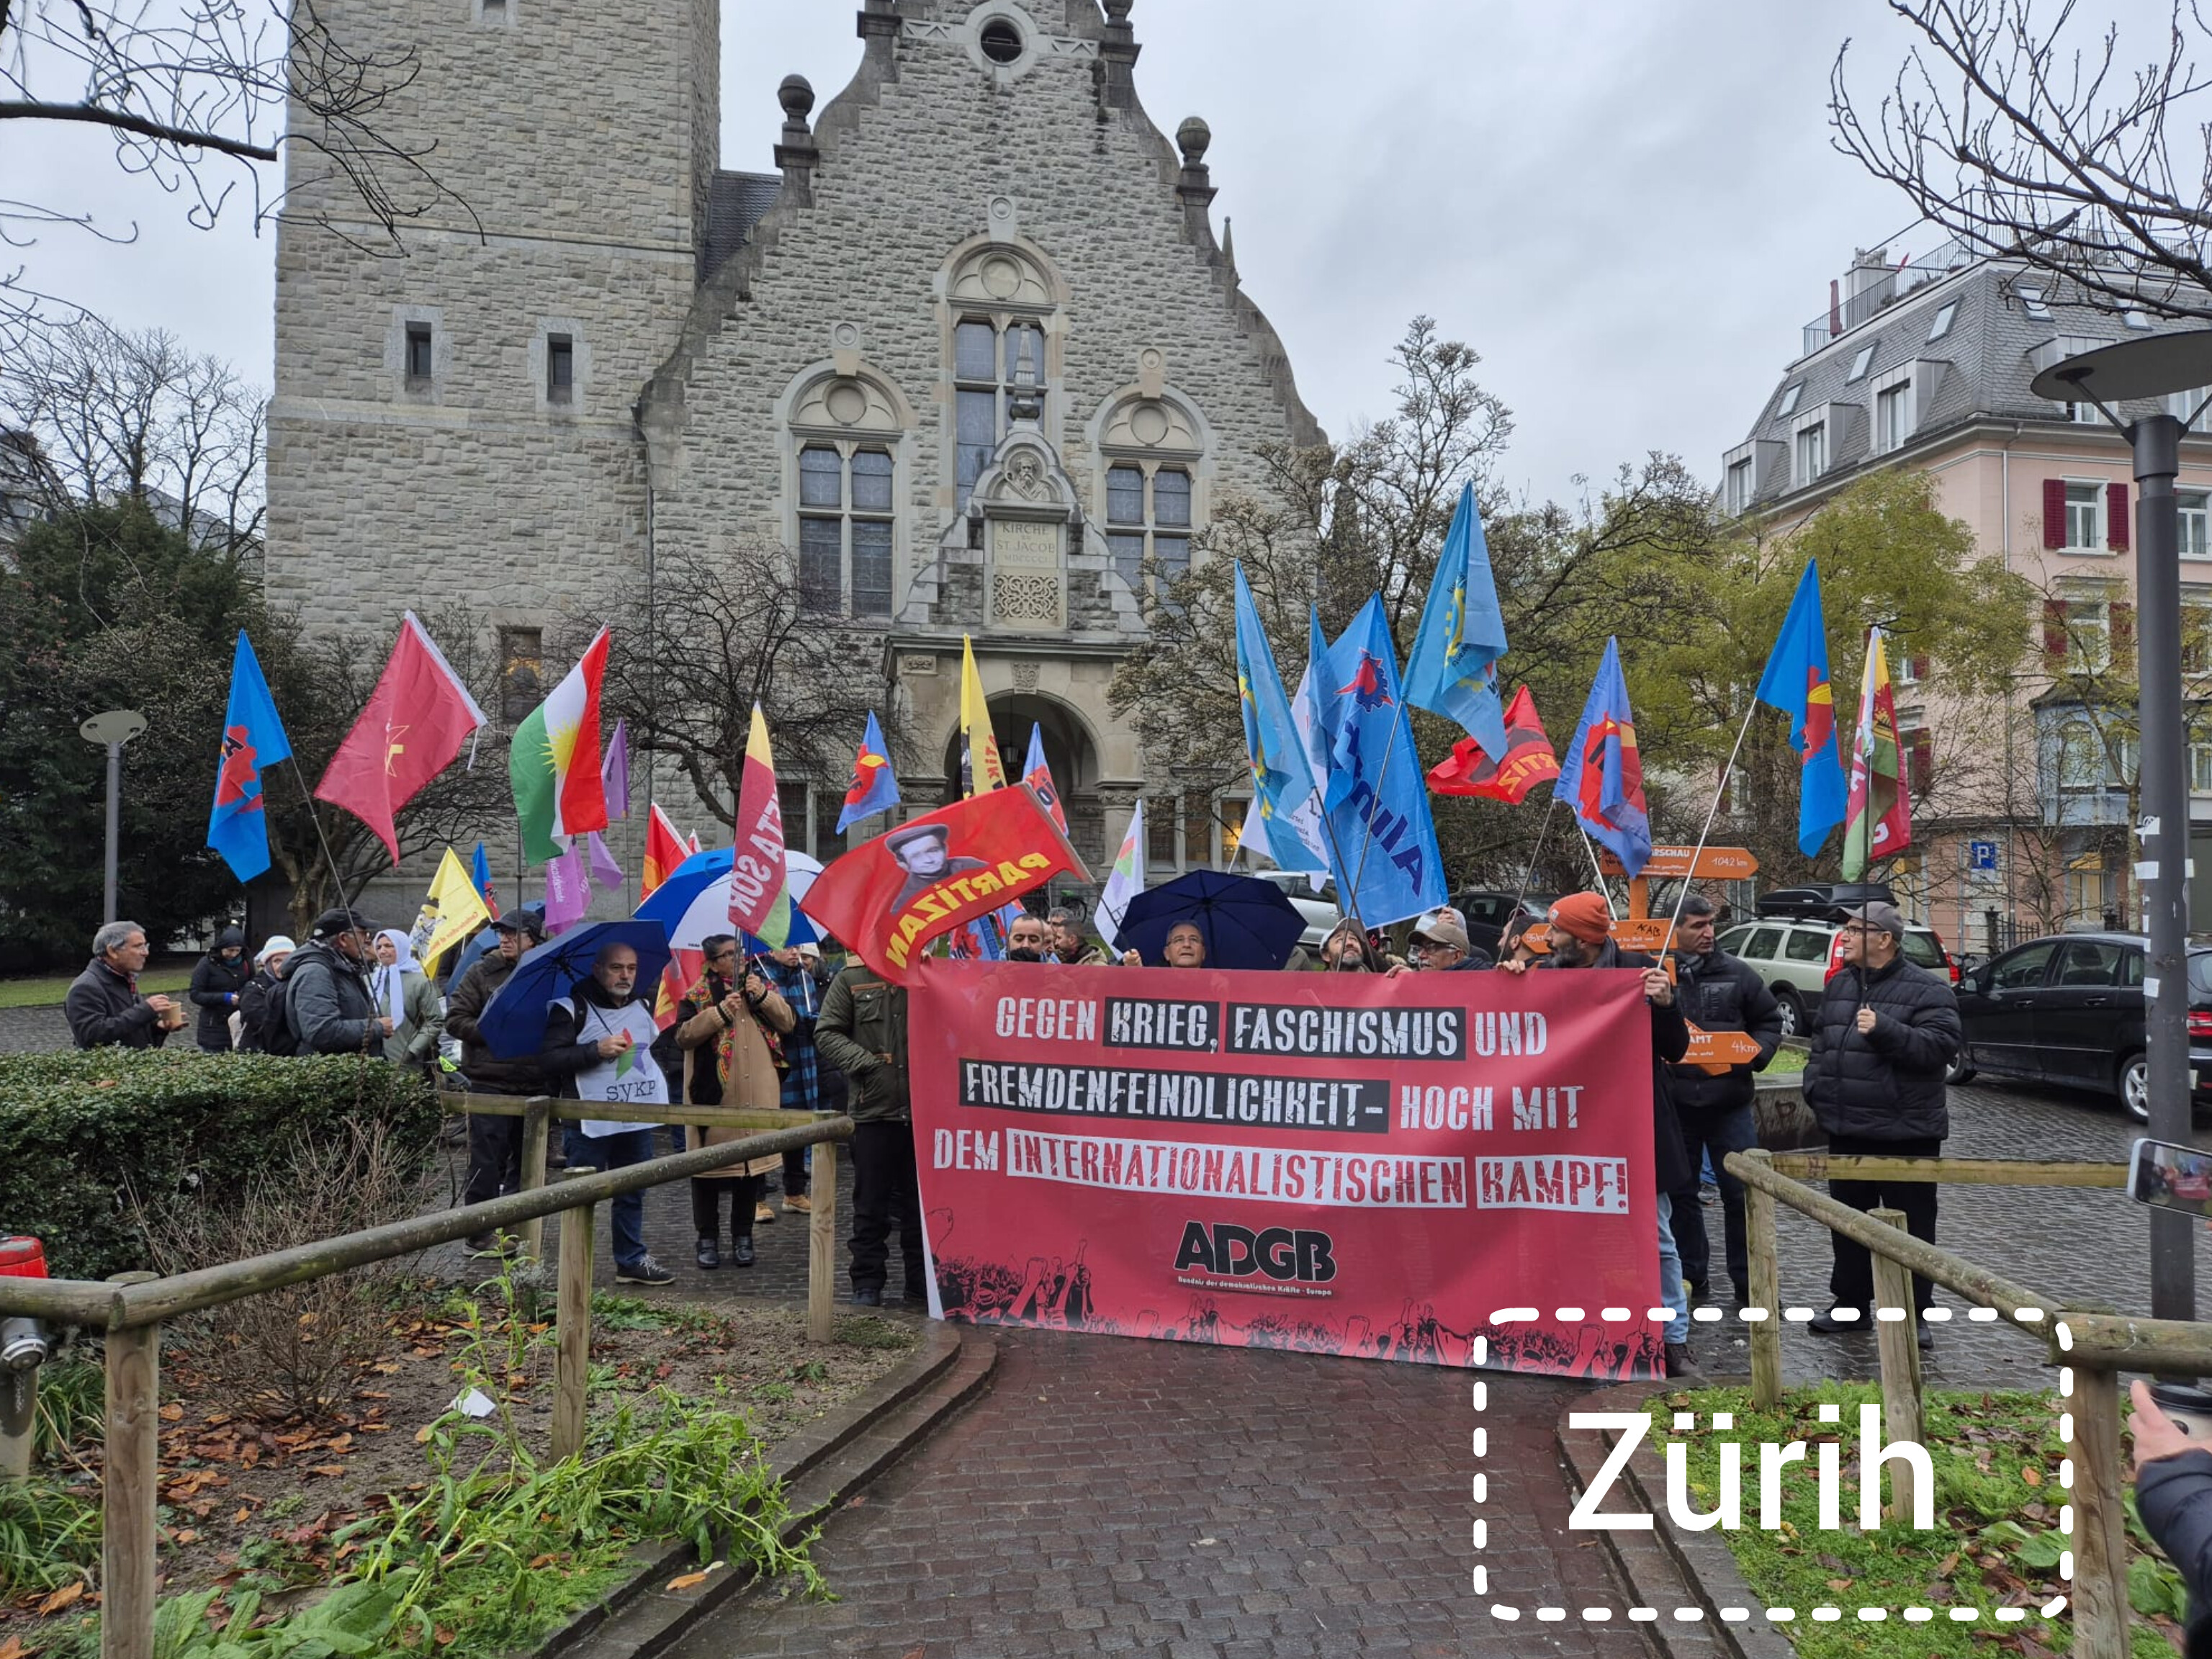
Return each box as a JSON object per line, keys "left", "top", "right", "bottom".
{"left": 555, "top": 997, "right": 668, "bottom": 1137}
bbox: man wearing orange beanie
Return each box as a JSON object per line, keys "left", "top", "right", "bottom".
{"left": 1503, "top": 890, "right": 1698, "bottom": 1378}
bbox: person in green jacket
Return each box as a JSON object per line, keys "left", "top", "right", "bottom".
{"left": 814, "top": 962, "right": 923, "bottom": 1307}
{"left": 372, "top": 929, "right": 444, "bottom": 1077}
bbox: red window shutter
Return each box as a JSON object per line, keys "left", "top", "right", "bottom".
{"left": 2043, "top": 598, "right": 2069, "bottom": 657}
{"left": 1908, "top": 730, "right": 1934, "bottom": 793}
{"left": 2044, "top": 478, "right": 2069, "bottom": 549}
{"left": 2113, "top": 601, "right": 2136, "bottom": 657}
{"left": 1910, "top": 655, "right": 1931, "bottom": 680}
{"left": 2108, "top": 482, "right": 2131, "bottom": 549}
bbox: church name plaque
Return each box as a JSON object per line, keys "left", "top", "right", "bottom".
{"left": 992, "top": 518, "right": 1061, "bottom": 572}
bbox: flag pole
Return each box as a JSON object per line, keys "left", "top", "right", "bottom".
{"left": 285, "top": 760, "right": 356, "bottom": 914}
{"left": 1344, "top": 712, "right": 1407, "bottom": 916}
{"left": 1577, "top": 824, "right": 1616, "bottom": 917}
{"left": 1663, "top": 700, "right": 1762, "bottom": 943}
{"left": 1512, "top": 789, "right": 1561, "bottom": 912}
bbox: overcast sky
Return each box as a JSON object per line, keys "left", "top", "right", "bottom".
{"left": 6, "top": 2, "right": 2022, "bottom": 503}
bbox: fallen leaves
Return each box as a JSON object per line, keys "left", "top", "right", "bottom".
{"left": 35, "top": 1583, "right": 85, "bottom": 1617}
{"left": 0, "top": 1632, "right": 30, "bottom": 1659}
{"left": 2021, "top": 1465, "right": 2042, "bottom": 1486}
{"left": 158, "top": 1403, "right": 184, "bottom": 1422}
{"left": 666, "top": 1560, "right": 726, "bottom": 1593}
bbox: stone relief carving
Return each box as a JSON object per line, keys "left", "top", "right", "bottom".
{"left": 994, "top": 573, "right": 1063, "bottom": 626}
{"left": 950, "top": 245, "right": 1054, "bottom": 311}
{"left": 791, "top": 372, "right": 903, "bottom": 433}
{"left": 1100, "top": 392, "right": 1200, "bottom": 454}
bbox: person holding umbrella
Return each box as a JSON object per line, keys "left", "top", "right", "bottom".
{"left": 1112, "top": 871, "right": 1305, "bottom": 970}
{"left": 674, "top": 935, "right": 794, "bottom": 1269}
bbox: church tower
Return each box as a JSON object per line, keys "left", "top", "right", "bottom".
{"left": 264, "top": 0, "right": 721, "bottom": 642}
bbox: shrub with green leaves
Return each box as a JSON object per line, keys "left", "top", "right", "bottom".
{"left": 0, "top": 1050, "right": 440, "bottom": 1280}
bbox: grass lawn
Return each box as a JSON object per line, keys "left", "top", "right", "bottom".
{"left": 1765, "top": 1047, "right": 1808, "bottom": 1074}
{"left": 0, "top": 966, "right": 192, "bottom": 1010}
{"left": 1660, "top": 1380, "right": 2183, "bottom": 1658}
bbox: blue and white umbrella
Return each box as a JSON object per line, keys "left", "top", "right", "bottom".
{"left": 631, "top": 846, "right": 823, "bottom": 950}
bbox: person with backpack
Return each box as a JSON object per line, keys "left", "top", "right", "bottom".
{"left": 280, "top": 908, "right": 390, "bottom": 1058}
{"left": 444, "top": 911, "right": 547, "bottom": 1252}
{"left": 186, "top": 927, "right": 251, "bottom": 1053}
{"left": 234, "top": 935, "right": 296, "bottom": 1052}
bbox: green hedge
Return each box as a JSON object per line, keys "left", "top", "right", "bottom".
{"left": 0, "top": 1051, "right": 441, "bottom": 1282}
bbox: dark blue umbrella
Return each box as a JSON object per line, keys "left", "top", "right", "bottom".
{"left": 1117, "top": 871, "right": 1306, "bottom": 971}
{"left": 477, "top": 920, "right": 674, "bottom": 1058}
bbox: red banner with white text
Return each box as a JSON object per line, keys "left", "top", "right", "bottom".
{"left": 909, "top": 963, "right": 1660, "bottom": 1377}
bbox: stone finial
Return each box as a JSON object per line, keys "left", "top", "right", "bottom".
{"left": 1098, "top": 0, "right": 1140, "bottom": 111}
{"left": 1103, "top": 0, "right": 1133, "bottom": 22}
{"left": 778, "top": 75, "right": 816, "bottom": 130}
{"left": 1176, "top": 116, "right": 1211, "bottom": 168}
{"left": 775, "top": 73, "right": 821, "bottom": 198}
{"left": 1175, "top": 115, "right": 1215, "bottom": 215}
{"left": 1007, "top": 333, "right": 1043, "bottom": 426}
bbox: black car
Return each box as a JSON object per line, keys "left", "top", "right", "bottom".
{"left": 1952, "top": 931, "right": 2212, "bottom": 1120}
{"left": 1449, "top": 889, "right": 1553, "bottom": 958}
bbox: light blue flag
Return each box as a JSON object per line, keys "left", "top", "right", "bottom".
{"left": 1403, "top": 482, "right": 1510, "bottom": 760}
{"left": 1232, "top": 563, "right": 1326, "bottom": 873}
{"left": 1294, "top": 606, "right": 1335, "bottom": 783}
{"left": 207, "top": 631, "right": 293, "bottom": 884}
{"left": 1320, "top": 595, "right": 1447, "bottom": 926}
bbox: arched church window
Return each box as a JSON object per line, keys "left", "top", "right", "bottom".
{"left": 955, "top": 318, "right": 1047, "bottom": 506}
{"left": 1105, "top": 464, "right": 1192, "bottom": 593}
{"left": 798, "top": 444, "right": 896, "bottom": 619}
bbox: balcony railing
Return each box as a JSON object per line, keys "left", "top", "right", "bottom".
{"left": 1799, "top": 238, "right": 1973, "bottom": 359}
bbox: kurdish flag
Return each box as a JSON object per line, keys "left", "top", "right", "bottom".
{"left": 960, "top": 634, "right": 1007, "bottom": 795}
{"left": 1842, "top": 626, "right": 1913, "bottom": 881}
{"left": 728, "top": 703, "right": 791, "bottom": 947}
{"left": 511, "top": 628, "right": 611, "bottom": 864}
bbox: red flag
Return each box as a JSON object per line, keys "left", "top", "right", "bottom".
{"left": 642, "top": 804, "right": 689, "bottom": 899}
{"left": 1426, "top": 684, "right": 1560, "bottom": 804}
{"left": 315, "top": 613, "right": 486, "bottom": 864}
{"left": 654, "top": 947, "right": 705, "bottom": 1034}
{"left": 799, "top": 785, "right": 1089, "bottom": 984}
{"left": 728, "top": 704, "right": 788, "bottom": 941}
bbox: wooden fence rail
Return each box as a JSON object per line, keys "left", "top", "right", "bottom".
{"left": 0, "top": 1110, "right": 853, "bottom": 1659}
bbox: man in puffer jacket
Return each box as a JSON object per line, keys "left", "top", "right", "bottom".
{"left": 2131, "top": 1380, "right": 2212, "bottom": 1658}
{"left": 1802, "top": 901, "right": 1961, "bottom": 1341}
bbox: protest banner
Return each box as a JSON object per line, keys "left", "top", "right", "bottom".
{"left": 908, "top": 961, "right": 1660, "bottom": 1378}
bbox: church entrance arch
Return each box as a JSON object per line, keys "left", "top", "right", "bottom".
{"left": 938, "top": 692, "right": 1106, "bottom": 864}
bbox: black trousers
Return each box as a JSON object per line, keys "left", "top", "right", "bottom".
{"left": 1667, "top": 1102, "right": 1758, "bottom": 1295}
{"left": 849, "top": 1120, "right": 923, "bottom": 1293}
{"left": 691, "top": 1176, "right": 764, "bottom": 1240}
{"left": 1825, "top": 1132, "right": 1941, "bottom": 1315}
{"left": 462, "top": 1109, "right": 523, "bottom": 1209}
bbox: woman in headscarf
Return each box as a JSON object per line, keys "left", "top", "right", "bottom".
{"left": 372, "top": 928, "right": 444, "bottom": 1076}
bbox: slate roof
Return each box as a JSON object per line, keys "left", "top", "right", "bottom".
{"left": 702, "top": 170, "right": 782, "bottom": 279}
{"left": 1727, "top": 257, "right": 2199, "bottom": 511}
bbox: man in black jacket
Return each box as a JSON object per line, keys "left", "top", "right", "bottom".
{"left": 64, "top": 920, "right": 183, "bottom": 1049}
{"left": 186, "top": 927, "right": 251, "bottom": 1052}
{"left": 283, "top": 909, "right": 391, "bottom": 1058}
{"left": 2131, "top": 1380, "right": 2212, "bottom": 1658}
{"left": 444, "top": 911, "right": 546, "bottom": 1251}
{"left": 1802, "top": 901, "right": 1961, "bottom": 1341}
{"left": 1665, "top": 895, "right": 1784, "bottom": 1308}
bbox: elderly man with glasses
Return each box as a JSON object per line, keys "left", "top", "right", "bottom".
{"left": 1386, "top": 909, "right": 1493, "bottom": 976}
{"left": 1802, "top": 900, "right": 1961, "bottom": 1344}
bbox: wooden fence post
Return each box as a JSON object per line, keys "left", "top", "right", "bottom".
{"left": 516, "top": 1097, "right": 553, "bottom": 1262}
{"left": 1743, "top": 1148, "right": 1783, "bottom": 1409}
{"left": 809, "top": 1136, "right": 837, "bottom": 1344}
{"left": 102, "top": 1272, "right": 161, "bottom": 1659}
{"left": 552, "top": 1167, "right": 595, "bottom": 1462}
{"left": 0, "top": 1367, "right": 33, "bottom": 1481}
{"left": 1868, "top": 1208, "right": 1924, "bottom": 1523}
{"left": 2069, "top": 1364, "right": 2131, "bottom": 1659}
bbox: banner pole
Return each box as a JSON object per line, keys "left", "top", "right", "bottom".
{"left": 1663, "top": 699, "right": 1761, "bottom": 940}
{"left": 287, "top": 759, "right": 354, "bottom": 912}
{"left": 1513, "top": 790, "right": 1561, "bottom": 912}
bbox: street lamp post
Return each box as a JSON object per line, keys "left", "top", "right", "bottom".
{"left": 2034, "top": 332, "right": 2212, "bottom": 1323}
{"left": 78, "top": 710, "right": 148, "bottom": 927}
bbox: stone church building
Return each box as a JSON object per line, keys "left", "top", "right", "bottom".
{"left": 266, "top": 0, "right": 1319, "bottom": 889}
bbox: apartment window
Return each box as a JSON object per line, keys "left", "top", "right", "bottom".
{"left": 2066, "top": 596, "right": 2113, "bottom": 671}
{"left": 2126, "top": 308, "right": 2154, "bottom": 331}
{"left": 796, "top": 444, "right": 895, "bottom": 618}
{"left": 498, "top": 626, "right": 543, "bottom": 726}
{"left": 546, "top": 334, "right": 573, "bottom": 403}
{"left": 2058, "top": 721, "right": 2103, "bottom": 791}
{"left": 2185, "top": 594, "right": 2212, "bottom": 675}
{"left": 2066, "top": 400, "right": 2110, "bottom": 425}
{"left": 1725, "top": 457, "right": 1754, "bottom": 513}
{"left": 2020, "top": 284, "right": 2052, "bottom": 320}
{"left": 404, "top": 323, "right": 433, "bottom": 385}
{"left": 1105, "top": 462, "right": 1192, "bottom": 593}
{"left": 2064, "top": 482, "right": 2103, "bottom": 551}
{"left": 2183, "top": 491, "right": 2210, "bottom": 559}
{"left": 1875, "top": 383, "right": 1910, "bottom": 452}
{"left": 1926, "top": 301, "right": 1957, "bottom": 343}
{"left": 1847, "top": 342, "right": 1877, "bottom": 382}
{"left": 2194, "top": 742, "right": 2212, "bottom": 793}
{"left": 954, "top": 317, "right": 1048, "bottom": 506}
{"left": 1794, "top": 422, "right": 1825, "bottom": 487}
{"left": 1776, "top": 382, "right": 1803, "bottom": 418}
{"left": 2169, "top": 387, "right": 2212, "bottom": 425}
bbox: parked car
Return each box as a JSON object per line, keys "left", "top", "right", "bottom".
{"left": 1951, "top": 932, "right": 2212, "bottom": 1121}
{"left": 1252, "top": 870, "right": 1341, "bottom": 950}
{"left": 1449, "top": 889, "right": 1555, "bottom": 958}
{"left": 1717, "top": 914, "right": 1956, "bottom": 1038}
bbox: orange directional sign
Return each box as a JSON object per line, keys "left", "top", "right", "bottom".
{"left": 1683, "top": 1027, "right": 1765, "bottom": 1066}
{"left": 1599, "top": 845, "right": 1760, "bottom": 880}
{"left": 1516, "top": 918, "right": 1672, "bottom": 956}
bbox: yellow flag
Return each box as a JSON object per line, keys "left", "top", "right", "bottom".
{"left": 419, "top": 846, "right": 491, "bottom": 971}
{"left": 959, "top": 634, "right": 1007, "bottom": 795}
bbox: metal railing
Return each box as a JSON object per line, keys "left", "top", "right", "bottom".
{"left": 0, "top": 1100, "right": 854, "bottom": 1659}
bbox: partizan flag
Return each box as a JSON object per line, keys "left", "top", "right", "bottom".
{"left": 1842, "top": 626, "right": 1913, "bottom": 880}
{"left": 1426, "top": 683, "right": 1559, "bottom": 804}
{"left": 207, "top": 631, "right": 293, "bottom": 883}
{"left": 469, "top": 841, "right": 500, "bottom": 918}
{"left": 316, "top": 613, "right": 487, "bottom": 865}
{"left": 1022, "top": 722, "right": 1068, "bottom": 832}
{"left": 959, "top": 634, "right": 1007, "bottom": 795}
{"left": 728, "top": 703, "right": 791, "bottom": 946}
{"left": 511, "top": 626, "right": 611, "bottom": 864}
{"left": 1754, "top": 559, "right": 1851, "bottom": 857}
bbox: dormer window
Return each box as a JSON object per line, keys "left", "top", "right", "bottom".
{"left": 1725, "top": 456, "right": 1755, "bottom": 514}
{"left": 1794, "top": 422, "right": 1826, "bottom": 487}
{"left": 1926, "top": 301, "right": 1957, "bottom": 343}
{"left": 1847, "top": 342, "right": 1876, "bottom": 382}
{"left": 1776, "top": 382, "right": 1803, "bottom": 418}
{"left": 2020, "top": 285, "right": 2053, "bottom": 320}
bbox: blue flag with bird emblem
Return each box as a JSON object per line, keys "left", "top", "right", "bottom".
{"left": 1321, "top": 595, "right": 1446, "bottom": 926}
{"left": 207, "top": 631, "right": 293, "bottom": 884}
{"left": 1232, "top": 562, "right": 1326, "bottom": 873}
{"left": 1403, "top": 481, "right": 1510, "bottom": 761}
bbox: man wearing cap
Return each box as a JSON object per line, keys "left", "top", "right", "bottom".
{"left": 444, "top": 910, "right": 548, "bottom": 1249}
{"left": 1503, "top": 891, "right": 1700, "bottom": 1380}
{"left": 284, "top": 908, "right": 392, "bottom": 1058}
{"left": 886, "top": 823, "right": 989, "bottom": 912}
{"left": 1665, "top": 894, "right": 1784, "bottom": 1309}
{"left": 1803, "top": 901, "right": 1961, "bottom": 1343}
{"left": 1387, "top": 908, "right": 1493, "bottom": 976}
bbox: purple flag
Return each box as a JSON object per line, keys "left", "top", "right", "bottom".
{"left": 601, "top": 718, "right": 631, "bottom": 821}
{"left": 544, "top": 843, "right": 590, "bottom": 935}
{"left": 587, "top": 830, "right": 624, "bottom": 894}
